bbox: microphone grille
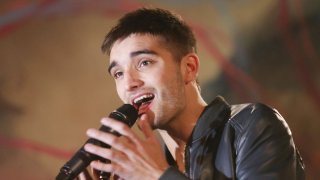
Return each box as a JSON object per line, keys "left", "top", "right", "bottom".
{"left": 114, "top": 104, "right": 138, "bottom": 126}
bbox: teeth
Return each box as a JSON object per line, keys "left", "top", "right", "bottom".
{"left": 133, "top": 94, "right": 154, "bottom": 104}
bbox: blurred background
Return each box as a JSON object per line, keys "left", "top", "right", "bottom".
{"left": 0, "top": 0, "right": 319, "bottom": 179}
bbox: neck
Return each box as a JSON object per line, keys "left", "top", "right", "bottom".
{"left": 157, "top": 98, "right": 205, "bottom": 164}
{"left": 170, "top": 84, "right": 206, "bottom": 140}
{"left": 165, "top": 99, "right": 206, "bottom": 142}
{"left": 160, "top": 84, "right": 207, "bottom": 150}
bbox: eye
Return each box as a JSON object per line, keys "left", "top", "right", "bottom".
{"left": 138, "top": 59, "right": 153, "bottom": 68}
{"left": 113, "top": 71, "right": 123, "bottom": 79}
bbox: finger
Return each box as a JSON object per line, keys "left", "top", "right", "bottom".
{"left": 77, "top": 169, "right": 93, "bottom": 180}
{"left": 91, "top": 168, "right": 100, "bottom": 180}
{"left": 86, "top": 128, "right": 135, "bottom": 153}
{"left": 84, "top": 143, "right": 136, "bottom": 170}
{"left": 100, "top": 117, "right": 138, "bottom": 142}
{"left": 138, "top": 114, "right": 154, "bottom": 139}
{"left": 90, "top": 160, "right": 125, "bottom": 176}
{"left": 84, "top": 143, "right": 128, "bottom": 165}
{"left": 86, "top": 145, "right": 136, "bottom": 172}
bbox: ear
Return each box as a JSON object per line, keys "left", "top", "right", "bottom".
{"left": 181, "top": 53, "right": 200, "bottom": 84}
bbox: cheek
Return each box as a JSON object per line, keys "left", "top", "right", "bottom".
{"left": 155, "top": 69, "right": 171, "bottom": 84}
{"left": 158, "top": 73, "right": 184, "bottom": 98}
{"left": 161, "top": 69, "right": 183, "bottom": 88}
{"left": 116, "top": 84, "right": 126, "bottom": 102}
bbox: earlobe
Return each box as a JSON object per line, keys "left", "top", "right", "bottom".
{"left": 182, "top": 53, "right": 199, "bottom": 84}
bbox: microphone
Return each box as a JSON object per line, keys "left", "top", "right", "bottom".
{"left": 56, "top": 104, "right": 138, "bottom": 180}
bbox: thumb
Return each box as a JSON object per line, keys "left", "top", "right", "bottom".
{"left": 138, "top": 114, "right": 154, "bottom": 139}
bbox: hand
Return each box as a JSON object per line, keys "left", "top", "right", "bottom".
{"left": 84, "top": 114, "right": 169, "bottom": 180}
{"left": 76, "top": 167, "right": 98, "bottom": 180}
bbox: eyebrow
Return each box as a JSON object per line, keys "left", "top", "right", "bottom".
{"left": 107, "top": 49, "right": 158, "bottom": 74}
{"left": 130, "top": 49, "right": 157, "bottom": 57}
{"left": 108, "top": 61, "right": 118, "bottom": 75}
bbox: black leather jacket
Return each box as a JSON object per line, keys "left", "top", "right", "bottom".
{"left": 160, "top": 96, "right": 305, "bottom": 180}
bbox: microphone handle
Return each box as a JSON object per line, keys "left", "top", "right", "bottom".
{"left": 56, "top": 126, "right": 118, "bottom": 180}
{"left": 96, "top": 126, "right": 117, "bottom": 180}
{"left": 56, "top": 104, "right": 138, "bottom": 180}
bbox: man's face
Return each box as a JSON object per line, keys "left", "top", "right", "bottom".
{"left": 108, "top": 34, "right": 187, "bottom": 129}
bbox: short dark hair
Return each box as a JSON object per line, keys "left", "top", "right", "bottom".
{"left": 101, "top": 8, "right": 197, "bottom": 61}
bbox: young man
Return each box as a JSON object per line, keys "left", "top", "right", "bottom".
{"left": 82, "top": 8, "right": 305, "bottom": 179}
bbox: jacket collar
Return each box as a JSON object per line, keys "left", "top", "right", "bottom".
{"left": 188, "top": 96, "right": 231, "bottom": 144}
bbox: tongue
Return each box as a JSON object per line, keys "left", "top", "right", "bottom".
{"left": 138, "top": 101, "right": 151, "bottom": 113}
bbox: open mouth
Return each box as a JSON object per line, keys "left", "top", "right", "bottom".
{"left": 132, "top": 93, "right": 155, "bottom": 111}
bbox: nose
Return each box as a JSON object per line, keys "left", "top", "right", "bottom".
{"left": 124, "top": 69, "right": 144, "bottom": 91}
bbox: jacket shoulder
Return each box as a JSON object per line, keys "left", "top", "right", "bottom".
{"left": 229, "top": 102, "right": 291, "bottom": 137}
{"left": 226, "top": 103, "right": 299, "bottom": 179}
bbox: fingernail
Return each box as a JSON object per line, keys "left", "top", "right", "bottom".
{"left": 86, "top": 129, "right": 95, "bottom": 136}
{"left": 100, "top": 117, "right": 108, "bottom": 124}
